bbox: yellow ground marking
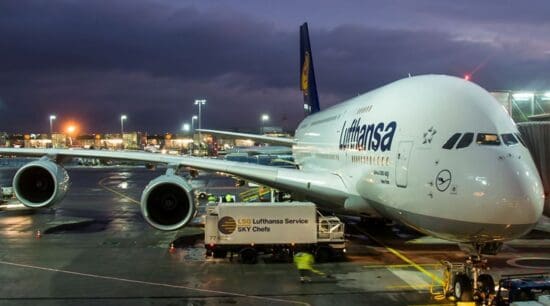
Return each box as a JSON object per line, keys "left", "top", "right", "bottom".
{"left": 98, "top": 177, "right": 140, "bottom": 205}
{"left": 352, "top": 224, "right": 444, "bottom": 286}
{"left": 386, "top": 284, "right": 432, "bottom": 289}
{"left": 408, "top": 304, "right": 455, "bottom": 306}
{"left": 363, "top": 263, "right": 440, "bottom": 269}
{"left": 386, "top": 246, "right": 444, "bottom": 285}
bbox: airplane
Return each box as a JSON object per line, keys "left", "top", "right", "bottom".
{"left": 0, "top": 23, "right": 545, "bottom": 301}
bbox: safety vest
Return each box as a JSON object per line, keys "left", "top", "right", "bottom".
{"left": 225, "top": 194, "right": 234, "bottom": 202}
{"left": 207, "top": 195, "right": 216, "bottom": 202}
{"left": 293, "top": 252, "right": 314, "bottom": 270}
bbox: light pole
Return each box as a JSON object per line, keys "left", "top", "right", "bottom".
{"left": 261, "top": 114, "right": 269, "bottom": 134}
{"left": 191, "top": 115, "right": 198, "bottom": 132}
{"left": 120, "top": 115, "right": 127, "bottom": 149}
{"left": 66, "top": 125, "right": 76, "bottom": 147}
{"left": 120, "top": 115, "right": 127, "bottom": 136}
{"left": 194, "top": 99, "right": 206, "bottom": 142}
{"left": 49, "top": 115, "right": 56, "bottom": 137}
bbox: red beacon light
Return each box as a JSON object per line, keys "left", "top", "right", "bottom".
{"left": 464, "top": 74, "right": 471, "bottom": 81}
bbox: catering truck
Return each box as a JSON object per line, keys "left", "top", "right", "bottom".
{"left": 204, "top": 202, "right": 345, "bottom": 264}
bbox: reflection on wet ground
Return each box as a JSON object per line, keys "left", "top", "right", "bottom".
{"left": 0, "top": 166, "right": 548, "bottom": 306}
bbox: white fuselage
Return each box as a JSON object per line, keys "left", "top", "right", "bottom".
{"left": 292, "top": 75, "right": 544, "bottom": 243}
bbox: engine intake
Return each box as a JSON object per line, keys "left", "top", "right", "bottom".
{"left": 140, "top": 174, "right": 195, "bottom": 231}
{"left": 13, "top": 159, "right": 70, "bottom": 208}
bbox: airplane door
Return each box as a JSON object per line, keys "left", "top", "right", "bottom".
{"left": 395, "top": 141, "right": 413, "bottom": 188}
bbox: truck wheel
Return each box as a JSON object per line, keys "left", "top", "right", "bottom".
{"left": 332, "top": 249, "right": 345, "bottom": 261}
{"left": 477, "top": 274, "right": 495, "bottom": 296}
{"left": 453, "top": 273, "right": 473, "bottom": 301}
{"left": 240, "top": 248, "right": 257, "bottom": 264}
{"left": 315, "top": 246, "right": 332, "bottom": 263}
{"left": 213, "top": 249, "right": 227, "bottom": 258}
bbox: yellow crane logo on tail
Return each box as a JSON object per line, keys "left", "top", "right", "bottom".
{"left": 301, "top": 51, "right": 310, "bottom": 95}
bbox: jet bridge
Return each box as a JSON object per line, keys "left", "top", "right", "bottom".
{"left": 491, "top": 91, "right": 550, "bottom": 123}
{"left": 518, "top": 122, "right": 550, "bottom": 216}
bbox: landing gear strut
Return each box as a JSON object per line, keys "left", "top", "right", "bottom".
{"left": 441, "top": 242, "right": 501, "bottom": 305}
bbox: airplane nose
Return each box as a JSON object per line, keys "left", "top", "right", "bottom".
{"left": 488, "top": 156, "right": 544, "bottom": 228}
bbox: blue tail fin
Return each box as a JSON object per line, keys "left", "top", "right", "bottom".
{"left": 300, "top": 23, "right": 320, "bottom": 116}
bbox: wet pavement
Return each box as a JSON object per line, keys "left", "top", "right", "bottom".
{"left": 0, "top": 166, "right": 548, "bottom": 305}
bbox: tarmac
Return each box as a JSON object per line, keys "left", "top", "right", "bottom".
{"left": 0, "top": 166, "right": 548, "bottom": 306}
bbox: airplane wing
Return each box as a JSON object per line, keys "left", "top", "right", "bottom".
{"left": 0, "top": 148, "right": 348, "bottom": 205}
{"left": 197, "top": 129, "right": 296, "bottom": 146}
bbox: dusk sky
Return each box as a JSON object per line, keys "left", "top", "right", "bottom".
{"left": 1, "top": 0, "right": 550, "bottom": 133}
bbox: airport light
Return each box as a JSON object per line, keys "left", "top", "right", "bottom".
{"left": 191, "top": 115, "right": 198, "bottom": 131}
{"left": 260, "top": 114, "right": 269, "bottom": 134}
{"left": 66, "top": 124, "right": 77, "bottom": 147}
{"left": 49, "top": 115, "right": 56, "bottom": 136}
{"left": 120, "top": 115, "right": 127, "bottom": 149}
{"left": 512, "top": 92, "right": 534, "bottom": 101}
{"left": 543, "top": 92, "right": 550, "bottom": 100}
{"left": 182, "top": 123, "right": 190, "bottom": 132}
{"left": 120, "top": 115, "right": 127, "bottom": 136}
{"left": 194, "top": 99, "right": 206, "bottom": 142}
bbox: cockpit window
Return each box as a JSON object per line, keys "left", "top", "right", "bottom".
{"left": 442, "top": 133, "right": 462, "bottom": 150}
{"left": 501, "top": 133, "right": 518, "bottom": 146}
{"left": 456, "top": 133, "right": 474, "bottom": 149}
{"left": 515, "top": 133, "right": 527, "bottom": 147}
{"left": 476, "top": 133, "right": 501, "bottom": 145}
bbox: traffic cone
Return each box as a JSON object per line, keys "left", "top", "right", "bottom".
{"left": 35, "top": 230, "right": 42, "bottom": 239}
{"left": 169, "top": 243, "right": 176, "bottom": 254}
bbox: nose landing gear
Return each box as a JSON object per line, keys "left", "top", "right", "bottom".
{"left": 440, "top": 242, "right": 501, "bottom": 305}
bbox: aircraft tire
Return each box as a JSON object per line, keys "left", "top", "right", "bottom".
{"left": 453, "top": 273, "right": 473, "bottom": 301}
{"left": 478, "top": 274, "right": 495, "bottom": 295}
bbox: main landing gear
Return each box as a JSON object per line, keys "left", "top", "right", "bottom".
{"left": 440, "top": 242, "right": 502, "bottom": 305}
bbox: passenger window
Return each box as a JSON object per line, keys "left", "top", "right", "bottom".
{"left": 442, "top": 133, "right": 462, "bottom": 149}
{"left": 456, "top": 133, "right": 474, "bottom": 149}
{"left": 477, "top": 133, "right": 500, "bottom": 145}
{"left": 501, "top": 134, "right": 518, "bottom": 146}
{"left": 515, "top": 133, "right": 527, "bottom": 147}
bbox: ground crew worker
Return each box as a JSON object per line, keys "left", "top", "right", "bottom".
{"left": 207, "top": 194, "right": 217, "bottom": 203}
{"left": 293, "top": 250, "right": 324, "bottom": 283}
{"left": 224, "top": 194, "right": 234, "bottom": 202}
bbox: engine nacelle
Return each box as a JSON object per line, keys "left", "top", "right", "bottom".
{"left": 140, "top": 174, "right": 196, "bottom": 231}
{"left": 13, "top": 159, "right": 70, "bottom": 208}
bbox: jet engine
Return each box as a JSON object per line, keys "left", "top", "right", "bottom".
{"left": 140, "top": 174, "right": 195, "bottom": 231}
{"left": 12, "top": 159, "right": 70, "bottom": 208}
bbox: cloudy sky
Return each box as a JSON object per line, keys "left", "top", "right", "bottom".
{"left": 1, "top": 0, "right": 549, "bottom": 133}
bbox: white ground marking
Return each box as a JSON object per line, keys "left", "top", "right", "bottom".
{"left": 0, "top": 260, "right": 309, "bottom": 305}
